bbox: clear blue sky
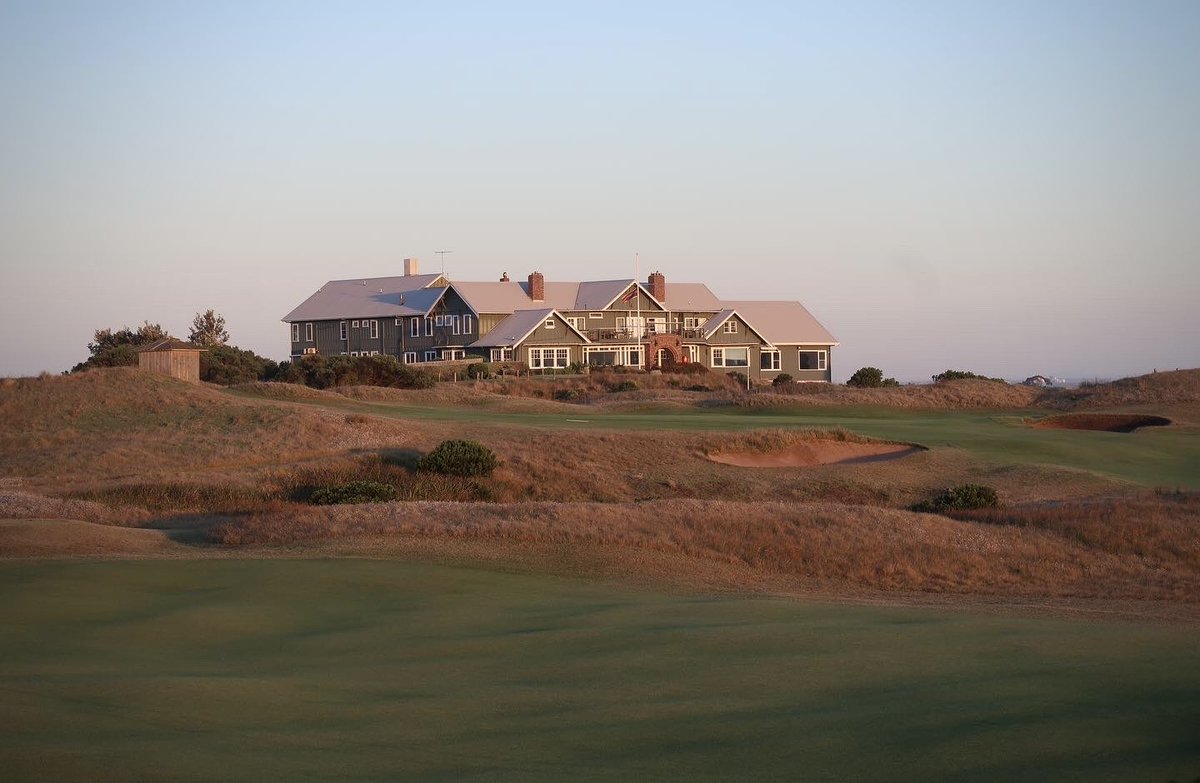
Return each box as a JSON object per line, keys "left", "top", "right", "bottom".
{"left": 1, "top": 0, "right": 1197, "bottom": 381}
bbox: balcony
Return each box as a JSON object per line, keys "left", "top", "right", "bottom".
{"left": 584, "top": 326, "right": 706, "bottom": 343}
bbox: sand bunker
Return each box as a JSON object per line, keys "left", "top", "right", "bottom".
{"left": 709, "top": 441, "right": 923, "bottom": 468}
{"left": 1032, "top": 414, "right": 1171, "bottom": 433}
{"left": 0, "top": 519, "right": 176, "bottom": 558}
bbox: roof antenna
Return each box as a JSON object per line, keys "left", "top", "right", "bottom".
{"left": 435, "top": 249, "right": 453, "bottom": 275}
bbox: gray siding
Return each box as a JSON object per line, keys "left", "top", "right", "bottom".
{"left": 706, "top": 315, "right": 767, "bottom": 346}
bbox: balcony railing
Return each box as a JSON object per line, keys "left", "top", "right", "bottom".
{"left": 584, "top": 326, "right": 707, "bottom": 342}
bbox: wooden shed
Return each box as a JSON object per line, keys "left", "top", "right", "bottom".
{"left": 137, "top": 339, "right": 206, "bottom": 383}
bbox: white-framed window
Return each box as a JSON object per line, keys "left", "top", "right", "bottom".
{"left": 452, "top": 315, "right": 460, "bottom": 335}
{"left": 370, "top": 350, "right": 380, "bottom": 356}
{"left": 544, "top": 319, "right": 555, "bottom": 329}
{"left": 649, "top": 317, "right": 665, "bottom": 334}
{"left": 395, "top": 318, "right": 402, "bottom": 326}
{"left": 529, "top": 347, "right": 569, "bottom": 369}
{"left": 761, "top": 350, "right": 781, "bottom": 371}
{"left": 723, "top": 320, "right": 738, "bottom": 334}
{"left": 339, "top": 321, "right": 348, "bottom": 340}
{"left": 425, "top": 317, "right": 432, "bottom": 336}
{"left": 582, "top": 345, "right": 642, "bottom": 367}
{"left": 712, "top": 347, "right": 748, "bottom": 367}
{"left": 291, "top": 323, "right": 300, "bottom": 342}
{"left": 305, "top": 323, "right": 314, "bottom": 342}
{"left": 350, "top": 351, "right": 359, "bottom": 357}
{"left": 490, "top": 347, "right": 515, "bottom": 362}
{"left": 686, "top": 344, "right": 700, "bottom": 363}
{"left": 424, "top": 350, "right": 438, "bottom": 362}
{"left": 565, "top": 316, "right": 582, "bottom": 330}
{"left": 441, "top": 349, "right": 465, "bottom": 361}
{"left": 370, "top": 320, "right": 379, "bottom": 339}
{"left": 589, "top": 312, "right": 603, "bottom": 319}
{"left": 404, "top": 351, "right": 417, "bottom": 364}
{"left": 463, "top": 314, "right": 473, "bottom": 334}
{"left": 352, "top": 320, "right": 359, "bottom": 328}
{"left": 799, "top": 349, "right": 828, "bottom": 371}
{"left": 410, "top": 317, "right": 420, "bottom": 337}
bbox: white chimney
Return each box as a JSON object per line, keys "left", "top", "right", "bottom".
{"left": 403, "top": 257, "right": 420, "bottom": 276}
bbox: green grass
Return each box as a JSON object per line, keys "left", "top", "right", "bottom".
{"left": 235, "top": 388, "right": 1200, "bottom": 488}
{"left": 3, "top": 560, "right": 1199, "bottom": 781}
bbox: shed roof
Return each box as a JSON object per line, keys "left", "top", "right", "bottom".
{"left": 137, "top": 339, "right": 206, "bottom": 353}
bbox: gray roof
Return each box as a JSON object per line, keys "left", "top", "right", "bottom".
{"left": 470, "top": 309, "right": 583, "bottom": 348}
{"left": 701, "top": 309, "right": 772, "bottom": 345}
{"left": 282, "top": 274, "right": 446, "bottom": 321}
{"left": 721, "top": 300, "right": 838, "bottom": 345}
{"left": 450, "top": 278, "right": 658, "bottom": 314}
{"left": 661, "top": 282, "right": 722, "bottom": 311}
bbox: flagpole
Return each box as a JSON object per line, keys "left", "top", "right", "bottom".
{"left": 635, "top": 252, "right": 642, "bottom": 369}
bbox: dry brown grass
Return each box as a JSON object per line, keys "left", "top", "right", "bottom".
{"left": 1040, "top": 369, "right": 1200, "bottom": 410}
{"left": 748, "top": 378, "right": 1043, "bottom": 409}
{"left": 209, "top": 494, "right": 1200, "bottom": 603}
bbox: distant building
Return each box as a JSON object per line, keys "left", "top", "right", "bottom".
{"left": 282, "top": 258, "right": 839, "bottom": 383}
{"left": 137, "top": 339, "right": 205, "bottom": 383}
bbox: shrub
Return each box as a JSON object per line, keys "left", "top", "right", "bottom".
{"left": 467, "top": 362, "right": 491, "bottom": 380}
{"left": 309, "top": 480, "right": 397, "bottom": 505}
{"left": 278, "top": 355, "right": 436, "bottom": 390}
{"left": 911, "top": 484, "right": 1000, "bottom": 514}
{"left": 567, "top": 361, "right": 586, "bottom": 374}
{"left": 726, "top": 371, "right": 748, "bottom": 388}
{"left": 772, "top": 373, "right": 794, "bottom": 386}
{"left": 608, "top": 380, "right": 638, "bottom": 393}
{"left": 661, "top": 361, "right": 711, "bottom": 376}
{"left": 201, "top": 345, "right": 279, "bottom": 385}
{"left": 417, "top": 439, "right": 499, "bottom": 477}
{"left": 932, "top": 370, "right": 1005, "bottom": 383}
{"left": 846, "top": 366, "right": 901, "bottom": 388}
{"left": 685, "top": 384, "right": 711, "bottom": 392}
{"left": 554, "top": 388, "right": 581, "bottom": 402}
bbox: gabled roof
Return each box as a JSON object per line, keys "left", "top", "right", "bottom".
{"left": 282, "top": 274, "right": 446, "bottom": 321}
{"left": 470, "top": 309, "right": 591, "bottom": 348}
{"left": 701, "top": 309, "right": 773, "bottom": 345}
{"left": 661, "top": 282, "right": 722, "bottom": 312}
{"left": 721, "top": 300, "right": 839, "bottom": 345}
{"left": 575, "top": 279, "right": 638, "bottom": 310}
{"left": 138, "top": 339, "right": 205, "bottom": 352}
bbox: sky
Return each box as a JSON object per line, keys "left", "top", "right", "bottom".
{"left": 1, "top": 0, "right": 1197, "bottom": 382}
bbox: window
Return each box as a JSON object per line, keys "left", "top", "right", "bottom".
{"left": 425, "top": 317, "right": 432, "bottom": 336}
{"left": 404, "top": 352, "right": 417, "bottom": 364}
{"left": 686, "top": 344, "right": 700, "bottom": 363}
{"left": 565, "top": 317, "right": 583, "bottom": 330}
{"left": 370, "top": 320, "right": 379, "bottom": 339}
{"left": 529, "top": 347, "right": 569, "bottom": 369}
{"left": 712, "top": 347, "right": 748, "bottom": 367}
{"left": 370, "top": 350, "right": 380, "bottom": 356}
{"left": 410, "top": 317, "right": 420, "bottom": 337}
{"left": 339, "top": 321, "right": 348, "bottom": 340}
{"left": 589, "top": 312, "right": 603, "bottom": 319}
{"left": 350, "top": 351, "right": 359, "bottom": 357}
{"left": 799, "top": 350, "right": 828, "bottom": 371}
{"left": 424, "top": 350, "right": 439, "bottom": 362}
{"left": 352, "top": 320, "right": 359, "bottom": 328}
{"left": 291, "top": 323, "right": 300, "bottom": 342}
{"left": 395, "top": 318, "right": 402, "bottom": 326}
{"left": 452, "top": 315, "right": 460, "bottom": 335}
{"left": 490, "top": 347, "right": 514, "bottom": 362}
{"left": 463, "top": 314, "right": 473, "bottom": 334}
{"left": 723, "top": 320, "right": 738, "bottom": 334}
{"left": 761, "top": 350, "right": 781, "bottom": 371}
{"left": 441, "top": 349, "right": 465, "bottom": 361}
{"left": 544, "top": 319, "right": 555, "bottom": 329}
{"left": 305, "top": 323, "right": 314, "bottom": 342}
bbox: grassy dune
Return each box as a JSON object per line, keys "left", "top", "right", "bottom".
{"left": 3, "top": 559, "right": 1199, "bottom": 782}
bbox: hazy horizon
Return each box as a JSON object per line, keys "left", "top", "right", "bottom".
{"left": 2, "top": 1, "right": 1197, "bottom": 383}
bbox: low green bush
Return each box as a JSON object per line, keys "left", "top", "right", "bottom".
{"left": 554, "top": 388, "right": 581, "bottom": 401}
{"left": 607, "top": 380, "right": 638, "bottom": 393}
{"left": 308, "top": 480, "right": 397, "bottom": 505}
{"left": 931, "top": 370, "right": 1005, "bottom": 384}
{"left": 467, "top": 362, "right": 491, "bottom": 380}
{"left": 911, "top": 484, "right": 1000, "bottom": 514}
{"left": 772, "top": 373, "right": 794, "bottom": 386}
{"left": 417, "top": 439, "right": 499, "bottom": 477}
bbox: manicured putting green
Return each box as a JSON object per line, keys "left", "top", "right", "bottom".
{"left": 2, "top": 559, "right": 1198, "bottom": 781}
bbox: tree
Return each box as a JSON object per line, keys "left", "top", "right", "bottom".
{"left": 200, "top": 345, "right": 279, "bottom": 385}
{"left": 189, "top": 310, "right": 229, "bottom": 347}
{"left": 72, "top": 322, "right": 172, "bottom": 372}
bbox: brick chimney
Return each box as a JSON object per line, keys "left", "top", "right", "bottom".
{"left": 648, "top": 270, "right": 666, "bottom": 302}
{"left": 528, "top": 271, "right": 545, "bottom": 301}
{"left": 403, "top": 257, "right": 420, "bottom": 276}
